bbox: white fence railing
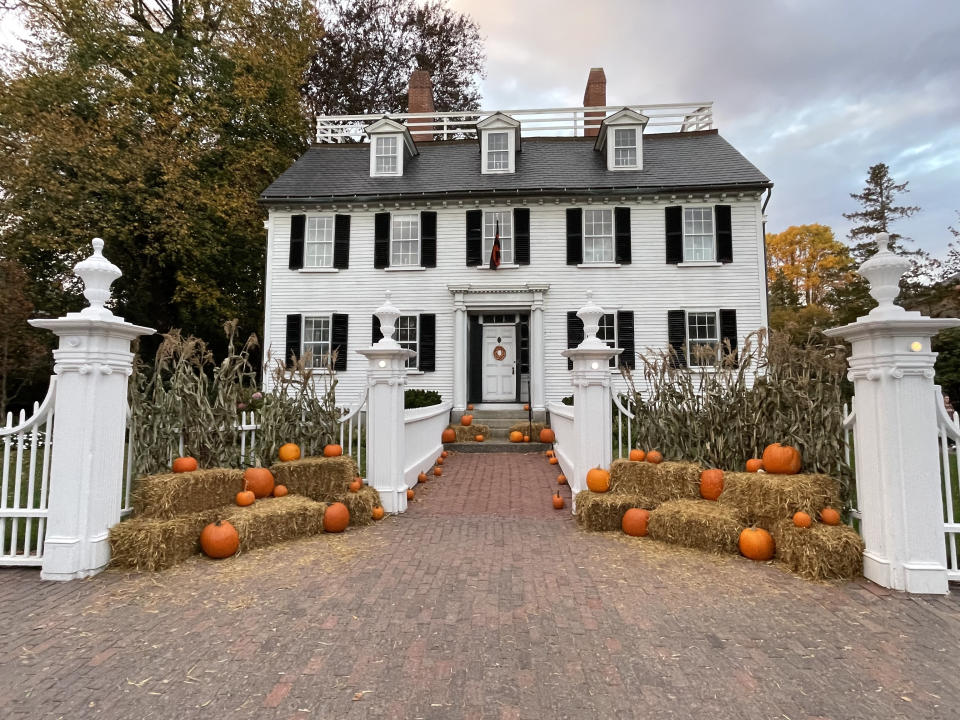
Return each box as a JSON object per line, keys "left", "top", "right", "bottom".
{"left": 612, "top": 393, "right": 636, "bottom": 460}
{"left": 547, "top": 402, "right": 575, "bottom": 486}
{"left": 841, "top": 400, "right": 860, "bottom": 529}
{"left": 339, "top": 389, "right": 369, "bottom": 478}
{"left": 402, "top": 401, "right": 453, "bottom": 488}
{"left": 316, "top": 102, "right": 714, "bottom": 143}
{"left": 0, "top": 378, "right": 56, "bottom": 565}
{"left": 934, "top": 386, "right": 960, "bottom": 581}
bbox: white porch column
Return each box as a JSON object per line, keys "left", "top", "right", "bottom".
{"left": 561, "top": 291, "right": 619, "bottom": 508}
{"left": 30, "top": 239, "right": 154, "bottom": 581}
{"left": 530, "top": 289, "right": 546, "bottom": 411}
{"left": 825, "top": 233, "right": 959, "bottom": 594}
{"left": 357, "top": 292, "right": 415, "bottom": 514}
{"left": 452, "top": 291, "right": 467, "bottom": 411}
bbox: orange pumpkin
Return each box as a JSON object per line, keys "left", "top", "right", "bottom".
{"left": 621, "top": 508, "right": 650, "bottom": 537}
{"left": 820, "top": 507, "right": 841, "bottom": 526}
{"left": 467, "top": 404, "right": 474, "bottom": 410}
{"left": 436, "top": 456, "right": 444, "bottom": 465}
{"left": 441, "top": 451, "right": 449, "bottom": 458}
{"left": 539, "top": 428, "right": 556, "bottom": 443}
{"left": 475, "top": 434, "right": 484, "bottom": 442}
{"left": 235, "top": 490, "right": 255, "bottom": 507}
{"left": 323, "top": 502, "right": 350, "bottom": 532}
{"left": 200, "top": 520, "right": 239, "bottom": 558}
{"left": 509, "top": 431, "right": 523, "bottom": 443}
{"left": 557, "top": 474, "right": 567, "bottom": 485}
{"left": 460, "top": 414, "right": 473, "bottom": 427}
{"left": 699, "top": 469, "right": 724, "bottom": 501}
{"left": 629, "top": 449, "right": 645, "bottom": 462}
{"left": 545, "top": 450, "right": 554, "bottom": 458}
{"left": 746, "top": 458, "right": 764, "bottom": 473}
{"left": 434, "top": 467, "right": 443, "bottom": 477}
{"left": 244, "top": 467, "right": 275, "bottom": 498}
{"left": 323, "top": 444, "right": 343, "bottom": 458}
{"left": 172, "top": 456, "right": 198, "bottom": 473}
{"left": 761, "top": 443, "right": 802, "bottom": 474}
{"left": 277, "top": 443, "right": 301, "bottom": 462}
{"left": 548, "top": 457, "right": 559, "bottom": 465}
{"left": 586, "top": 467, "right": 611, "bottom": 493}
{"left": 523, "top": 404, "right": 530, "bottom": 411}
{"left": 739, "top": 527, "right": 775, "bottom": 561}
{"left": 372, "top": 506, "right": 385, "bottom": 521}
{"left": 441, "top": 428, "right": 456, "bottom": 443}
{"left": 646, "top": 450, "right": 663, "bottom": 464}
{"left": 793, "top": 511, "right": 812, "bottom": 528}
{"left": 552, "top": 492, "right": 565, "bottom": 509}
{"left": 272, "top": 484, "right": 289, "bottom": 498}
{"left": 523, "top": 435, "right": 530, "bottom": 443}
{"left": 348, "top": 478, "right": 362, "bottom": 493}
{"left": 418, "top": 472, "right": 429, "bottom": 483}
{"left": 407, "top": 488, "right": 415, "bottom": 500}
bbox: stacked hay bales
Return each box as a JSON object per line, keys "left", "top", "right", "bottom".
{"left": 269, "top": 456, "right": 359, "bottom": 502}
{"left": 508, "top": 421, "right": 546, "bottom": 438}
{"left": 575, "top": 491, "right": 657, "bottom": 531}
{"left": 647, "top": 499, "right": 745, "bottom": 554}
{"left": 132, "top": 468, "right": 245, "bottom": 518}
{"left": 717, "top": 472, "right": 841, "bottom": 527}
{"left": 771, "top": 519, "right": 864, "bottom": 580}
{"left": 446, "top": 424, "right": 490, "bottom": 442}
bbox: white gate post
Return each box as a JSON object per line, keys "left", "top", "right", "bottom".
{"left": 561, "top": 292, "right": 620, "bottom": 508}
{"left": 29, "top": 239, "right": 154, "bottom": 581}
{"left": 825, "top": 233, "right": 960, "bottom": 594}
{"left": 357, "top": 293, "right": 415, "bottom": 514}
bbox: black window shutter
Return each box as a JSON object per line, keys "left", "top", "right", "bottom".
{"left": 566, "top": 311, "right": 584, "bottom": 370}
{"left": 468, "top": 316, "right": 482, "bottom": 402}
{"left": 614, "top": 207, "right": 632, "bottom": 264}
{"left": 566, "top": 208, "right": 583, "bottom": 265}
{"left": 374, "top": 212, "right": 390, "bottom": 268}
{"left": 331, "top": 313, "right": 349, "bottom": 371}
{"left": 466, "top": 210, "right": 482, "bottom": 266}
{"left": 715, "top": 205, "right": 733, "bottom": 263}
{"left": 333, "top": 214, "right": 350, "bottom": 269}
{"left": 420, "top": 211, "right": 437, "bottom": 268}
{"left": 288, "top": 215, "right": 305, "bottom": 270}
{"left": 667, "top": 310, "right": 687, "bottom": 368}
{"left": 285, "top": 313, "right": 302, "bottom": 368}
{"left": 514, "top": 208, "right": 531, "bottom": 265}
{"left": 665, "top": 206, "right": 683, "bottom": 264}
{"left": 719, "top": 309, "right": 738, "bottom": 367}
{"left": 419, "top": 314, "right": 436, "bottom": 372}
{"left": 372, "top": 315, "right": 383, "bottom": 344}
{"left": 616, "top": 311, "right": 635, "bottom": 369}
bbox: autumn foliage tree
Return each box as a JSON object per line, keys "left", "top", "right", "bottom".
{"left": 765, "top": 224, "right": 854, "bottom": 306}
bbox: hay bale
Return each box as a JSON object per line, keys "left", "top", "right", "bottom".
{"left": 223, "top": 495, "right": 327, "bottom": 550}
{"left": 647, "top": 499, "right": 745, "bottom": 554}
{"left": 608, "top": 459, "right": 700, "bottom": 502}
{"left": 110, "top": 510, "right": 220, "bottom": 570}
{"left": 772, "top": 519, "right": 864, "bottom": 580}
{"left": 269, "top": 455, "right": 359, "bottom": 502}
{"left": 718, "top": 472, "right": 842, "bottom": 528}
{"left": 132, "top": 469, "right": 245, "bottom": 518}
{"left": 343, "top": 485, "right": 381, "bottom": 526}
{"left": 508, "top": 421, "right": 546, "bottom": 437}
{"left": 575, "top": 491, "right": 658, "bottom": 531}
{"left": 447, "top": 424, "right": 490, "bottom": 442}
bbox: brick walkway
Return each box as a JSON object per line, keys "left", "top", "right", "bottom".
{"left": 2, "top": 452, "right": 960, "bottom": 719}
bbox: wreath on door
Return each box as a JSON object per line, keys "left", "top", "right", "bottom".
{"left": 492, "top": 345, "right": 507, "bottom": 361}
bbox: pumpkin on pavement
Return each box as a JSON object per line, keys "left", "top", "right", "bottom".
{"left": 372, "top": 506, "right": 385, "bottom": 521}
{"left": 552, "top": 492, "right": 565, "bottom": 509}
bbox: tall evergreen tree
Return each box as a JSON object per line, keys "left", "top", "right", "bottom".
{"left": 842, "top": 162, "right": 921, "bottom": 261}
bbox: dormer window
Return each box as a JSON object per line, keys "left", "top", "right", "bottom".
{"left": 613, "top": 128, "right": 637, "bottom": 167}
{"left": 375, "top": 136, "right": 399, "bottom": 174}
{"left": 477, "top": 112, "right": 520, "bottom": 175}
{"left": 595, "top": 108, "right": 648, "bottom": 171}
{"left": 365, "top": 117, "right": 418, "bottom": 177}
{"left": 486, "top": 132, "right": 509, "bottom": 170}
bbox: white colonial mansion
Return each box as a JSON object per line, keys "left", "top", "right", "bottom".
{"left": 259, "top": 68, "right": 772, "bottom": 412}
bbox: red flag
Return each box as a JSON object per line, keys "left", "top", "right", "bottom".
{"left": 490, "top": 218, "right": 501, "bottom": 270}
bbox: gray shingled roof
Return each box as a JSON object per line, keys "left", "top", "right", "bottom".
{"left": 259, "top": 131, "right": 771, "bottom": 203}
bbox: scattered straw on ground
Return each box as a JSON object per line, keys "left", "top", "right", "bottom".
{"left": 608, "top": 459, "right": 700, "bottom": 502}
{"left": 772, "top": 519, "right": 864, "bottom": 580}
{"left": 132, "top": 469, "right": 245, "bottom": 518}
{"left": 718, "top": 472, "right": 841, "bottom": 528}
{"left": 270, "top": 455, "right": 358, "bottom": 501}
{"left": 647, "top": 498, "right": 745, "bottom": 554}
{"left": 575, "top": 491, "right": 658, "bottom": 531}
{"left": 507, "top": 421, "right": 546, "bottom": 437}
{"left": 447, "top": 424, "right": 490, "bottom": 441}
{"left": 343, "top": 485, "right": 380, "bottom": 526}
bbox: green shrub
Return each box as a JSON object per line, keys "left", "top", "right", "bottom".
{"left": 404, "top": 389, "right": 442, "bottom": 409}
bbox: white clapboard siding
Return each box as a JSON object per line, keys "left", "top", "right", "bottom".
{"left": 264, "top": 197, "right": 766, "bottom": 404}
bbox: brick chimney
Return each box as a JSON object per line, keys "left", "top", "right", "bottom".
{"left": 407, "top": 69, "right": 436, "bottom": 143}
{"left": 583, "top": 67, "right": 606, "bottom": 137}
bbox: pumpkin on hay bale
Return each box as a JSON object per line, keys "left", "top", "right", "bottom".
{"left": 445, "top": 424, "right": 490, "bottom": 442}
{"left": 607, "top": 459, "right": 700, "bottom": 503}
{"left": 647, "top": 499, "right": 745, "bottom": 554}
{"left": 575, "top": 491, "right": 657, "bottom": 531}
{"left": 269, "top": 455, "right": 359, "bottom": 502}
{"left": 132, "top": 468, "right": 245, "bottom": 519}
{"left": 508, "top": 421, "right": 546, "bottom": 438}
{"left": 771, "top": 518, "right": 864, "bottom": 580}
{"left": 717, "top": 471, "right": 842, "bottom": 528}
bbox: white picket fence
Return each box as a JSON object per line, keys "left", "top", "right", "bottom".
{"left": 934, "top": 387, "right": 960, "bottom": 581}
{"left": 402, "top": 401, "right": 453, "bottom": 488}
{"left": 546, "top": 401, "right": 575, "bottom": 484}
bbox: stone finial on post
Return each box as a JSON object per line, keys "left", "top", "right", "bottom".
{"left": 357, "top": 292, "right": 415, "bottom": 513}
{"left": 825, "top": 233, "right": 960, "bottom": 594}
{"left": 561, "top": 291, "right": 621, "bottom": 508}
{"left": 29, "top": 239, "right": 154, "bottom": 581}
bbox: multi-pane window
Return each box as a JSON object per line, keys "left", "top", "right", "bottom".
{"left": 598, "top": 313, "right": 617, "bottom": 368}
{"left": 687, "top": 312, "right": 718, "bottom": 367}
{"left": 613, "top": 128, "right": 637, "bottom": 167}
{"left": 583, "top": 208, "right": 614, "bottom": 264}
{"left": 397, "top": 315, "right": 418, "bottom": 369}
{"left": 303, "top": 316, "right": 331, "bottom": 368}
{"left": 487, "top": 132, "right": 509, "bottom": 170}
{"left": 304, "top": 216, "right": 334, "bottom": 267}
{"left": 483, "top": 210, "right": 513, "bottom": 265}
{"left": 375, "top": 136, "right": 398, "bottom": 174}
{"left": 683, "top": 207, "right": 715, "bottom": 261}
{"left": 391, "top": 214, "right": 420, "bottom": 266}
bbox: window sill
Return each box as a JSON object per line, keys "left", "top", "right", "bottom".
{"left": 677, "top": 261, "right": 723, "bottom": 267}
{"left": 385, "top": 266, "right": 427, "bottom": 272}
{"left": 298, "top": 267, "right": 339, "bottom": 274}
{"left": 476, "top": 264, "right": 520, "bottom": 271}
{"left": 577, "top": 263, "right": 621, "bottom": 269}
{"left": 406, "top": 369, "right": 424, "bottom": 375}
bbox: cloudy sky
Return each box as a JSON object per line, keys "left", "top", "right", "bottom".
{"left": 3, "top": 1, "right": 958, "bottom": 258}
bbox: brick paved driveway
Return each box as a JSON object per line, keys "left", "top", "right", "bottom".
{"left": 2, "top": 452, "right": 960, "bottom": 719}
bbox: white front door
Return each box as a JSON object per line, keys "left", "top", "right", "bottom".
{"left": 482, "top": 324, "right": 516, "bottom": 401}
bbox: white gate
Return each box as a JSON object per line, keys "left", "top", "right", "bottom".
{"left": 934, "top": 386, "right": 960, "bottom": 582}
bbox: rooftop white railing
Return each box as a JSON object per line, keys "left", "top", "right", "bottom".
{"left": 315, "top": 102, "right": 714, "bottom": 143}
